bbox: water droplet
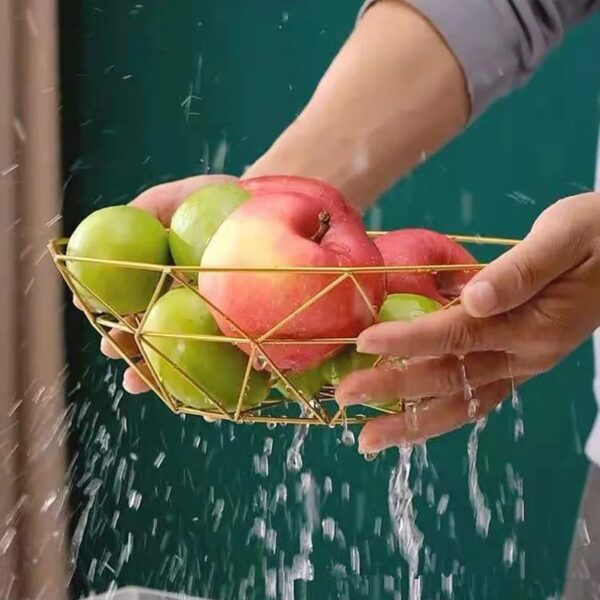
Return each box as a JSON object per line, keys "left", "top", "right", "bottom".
{"left": 265, "top": 527, "right": 277, "bottom": 553}
{"left": 127, "top": 490, "right": 142, "bottom": 510}
{"left": 153, "top": 452, "right": 166, "bottom": 468}
{"left": 515, "top": 497, "right": 525, "bottom": 523}
{"left": 341, "top": 482, "right": 350, "bottom": 502}
{"left": 503, "top": 537, "right": 517, "bottom": 567}
{"left": 254, "top": 352, "right": 268, "bottom": 370}
{"left": 322, "top": 517, "right": 336, "bottom": 541}
{"left": 286, "top": 450, "right": 303, "bottom": 472}
{"left": 266, "top": 421, "right": 277, "bottom": 430}
{"left": 519, "top": 550, "right": 526, "bottom": 579}
{"left": 406, "top": 402, "right": 419, "bottom": 431}
{"left": 441, "top": 573, "right": 453, "bottom": 595}
{"left": 389, "top": 445, "right": 423, "bottom": 599}
{"left": 373, "top": 516, "right": 382, "bottom": 536}
{"left": 436, "top": 494, "right": 449, "bottom": 516}
{"left": 363, "top": 451, "right": 378, "bottom": 462}
{"left": 41, "top": 491, "right": 58, "bottom": 512}
{"left": 341, "top": 428, "right": 355, "bottom": 446}
{"left": 576, "top": 518, "right": 591, "bottom": 546}
{"left": 350, "top": 546, "right": 361, "bottom": 574}
{"left": 467, "top": 398, "right": 479, "bottom": 419}
{"left": 0, "top": 528, "right": 16, "bottom": 554}
{"left": 389, "top": 356, "right": 408, "bottom": 370}
{"left": 514, "top": 418, "right": 524, "bottom": 440}
{"left": 468, "top": 419, "right": 491, "bottom": 537}
{"left": 274, "top": 483, "right": 287, "bottom": 505}
{"left": 286, "top": 420, "right": 309, "bottom": 472}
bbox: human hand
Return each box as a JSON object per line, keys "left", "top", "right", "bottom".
{"left": 335, "top": 192, "right": 600, "bottom": 454}
{"left": 73, "top": 174, "right": 237, "bottom": 394}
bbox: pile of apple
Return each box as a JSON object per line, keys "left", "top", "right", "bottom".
{"left": 66, "top": 175, "right": 476, "bottom": 416}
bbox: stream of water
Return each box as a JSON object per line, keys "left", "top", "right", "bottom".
{"left": 388, "top": 445, "right": 424, "bottom": 600}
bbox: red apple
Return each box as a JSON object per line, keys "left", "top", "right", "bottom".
{"left": 375, "top": 228, "right": 477, "bottom": 304}
{"left": 198, "top": 176, "right": 385, "bottom": 372}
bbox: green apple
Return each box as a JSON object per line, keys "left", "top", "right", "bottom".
{"left": 169, "top": 183, "right": 250, "bottom": 268}
{"left": 326, "top": 293, "right": 443, "bottom": 409}
{"left": 378, "top": 292, "right": 442, "bottom": 322}
{"left": 141, "top": 287, "right": 269, "bottom": 412}
{"left": 321, "top": 346, "right": 374, "bottom": 386}
{"left": 273, "top": 363, "right": 327, "bottom": 401}
{"left": 66, "top": 205, "right": 170, "bottom": 314}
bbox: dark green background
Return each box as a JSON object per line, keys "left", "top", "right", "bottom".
{"left": 59, "top": 2, "right": 600, "bottom": 599}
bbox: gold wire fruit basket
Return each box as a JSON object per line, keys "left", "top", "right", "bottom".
{"left": 48, "top": 233, "right": 518, "bottom": 427}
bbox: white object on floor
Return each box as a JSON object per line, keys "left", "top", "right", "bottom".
{"left": 82, "top": 586, "right": 211, "bottom": 600}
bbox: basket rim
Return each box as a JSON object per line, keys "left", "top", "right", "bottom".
{"left": 50, "top": 230, "right": 520, "bottom": 427}
{"left": 48, "top": 232, "right": 519, "bottom": 273}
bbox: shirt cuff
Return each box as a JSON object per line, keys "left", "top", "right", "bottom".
{"left": 357, "top": 0, "right": 532, "bottom": 121}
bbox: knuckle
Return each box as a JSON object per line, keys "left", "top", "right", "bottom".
{"left": 438, "top": 357, "right": 465, "bottom": 395}
{"left": 531, "top": 303, "right": 572, "bottom": 342}
{"left": 511, "top": 258, "right": 537, "bottom": 296}
{"left": 442, "top": 319, "right": 478, "bottom": 353}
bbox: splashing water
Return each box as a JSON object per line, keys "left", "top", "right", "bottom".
{"left": 254, "top": 352, "right": 269, "bottom": 371}
{"left": 503, "top": 536, "right": 517, "bottom": 567}
{"left": 468, "top": 418, "right": 492, "bottom": 537}
{"left": 286, "top": 422, "right": 309, "bottom": 473}
{"left": 340, "top": 412, "right": 355, "bottom": 447}
{"left": 70, "top": 478, "right": 102, "bottom": 576}
{"left": 388, "top": 445, "right": 424, "bottom": 600}
{"left": 271, "top": 473, "right": 319, "bottom": 599}
{"left": 459, "top": 356, "right": 479, "bottom": 418}
{"left": 254, "top": 437, "right": 274, "bottom": 477}
{"left": 363, "top": 451, "right": 379, "bottom": 462}
{"left": 511, "top": 381, "right": 525, "bottom": 441}
{"left": 459, "top": 355, "right": 493, "bottom": 538}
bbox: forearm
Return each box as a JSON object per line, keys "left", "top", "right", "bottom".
{"left": 246, "top": 0, "right": 598, "bottom": 211}
{"left": 245, "top": 1, "right": 469, "bottom": 211}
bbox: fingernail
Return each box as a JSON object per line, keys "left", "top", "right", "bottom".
{"left": 462, "top": 280, "right": 496, "bottom": 317}
{"left": 356, "top": 336, "right": 378, "bottom": 354}
{"left": 358, "top": 439, "right": 381, "bottom": 455}
{"left": 336, "top": 392, "right": 371, "bottom": 407}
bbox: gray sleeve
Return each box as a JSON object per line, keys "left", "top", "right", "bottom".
{"left": 359, "top": 0, "right": 600, "bottom": 120}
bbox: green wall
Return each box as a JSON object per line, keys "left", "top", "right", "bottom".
{"left": 60, "top": 2, "right": 600, "bottom": 598}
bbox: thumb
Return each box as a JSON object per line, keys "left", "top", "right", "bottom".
{"left": 461, "top": 217, "right": 580, "bottom": 318}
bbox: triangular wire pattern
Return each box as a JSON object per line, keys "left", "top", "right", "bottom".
{"left": 48, "top": 234, "right": 518, "bottom": 426}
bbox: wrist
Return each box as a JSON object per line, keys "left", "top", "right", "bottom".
{"left": 243, "top": 118, "right": 367, "bottom": 210}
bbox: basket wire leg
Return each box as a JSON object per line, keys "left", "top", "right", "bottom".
{"left": 234, "top": 347, "right": 257, "bottom": 423}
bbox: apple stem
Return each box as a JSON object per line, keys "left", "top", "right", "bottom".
{"left": 310, "top": 211, "right": 331, "bottom": 244}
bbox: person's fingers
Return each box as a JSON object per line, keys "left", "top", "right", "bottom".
{"left": 356, "top": 305, "right": 514, "bottom": 357}
{"left": 100, "top": 328, "right": 140, "bottom": 359}
{"left": 131, "top": 174, "right": 238, "bottom": 226}
{"left": 73, "top": 295, "right": 85, "bottom": 310}
{"left": 123, "top": 363, "right": 152, "bottom": 394}
{"left": 461, "top": 206, "right": 586, "bottom": 318}
{"left": 336, "top": 351, "right": 533, "bottom": 406}
{"left": 357, "top": 378, "right": 515, "bottom": 453}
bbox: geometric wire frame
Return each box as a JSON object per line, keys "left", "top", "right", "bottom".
{"left": 48, "top": 233, "right": 519, "bottom": 427}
